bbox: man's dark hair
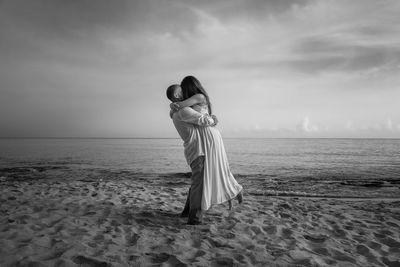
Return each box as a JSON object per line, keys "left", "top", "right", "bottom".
{"left": 166, "top": 84, "right": 180, "bottom": 101}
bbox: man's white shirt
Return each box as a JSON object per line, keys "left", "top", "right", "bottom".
{"left": 172, "top": 107, "right": 215, "bottom": 165}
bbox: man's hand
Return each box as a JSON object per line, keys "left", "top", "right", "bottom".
{"left": 169, "top": 109, "right": 175, "bottom": 118}
{"left": 170, "top": 102, "right": 180, "bottom": 111}
{"left": 211, "top": 115, "right": 218, "bottom": 126}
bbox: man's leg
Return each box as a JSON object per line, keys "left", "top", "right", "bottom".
{"left": 188, "top": 156, "right": 205, "bottom": 225}
{"left": 180, "top": 188, "right": 190, "bottom": 217}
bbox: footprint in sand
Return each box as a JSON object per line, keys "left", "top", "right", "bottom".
{"left": 213, "top": 256, "right": 234, "bottom": 266}
{"left": 125, "top": 232, "right": 140, "bottom": 246}
{"left": 331, "top": 226, "right": 347, "bottom": 238}
{"left": 93, "top": 233, "right": 105, "bottom": 242}
{"left": 145, "top": 252, "right": 170, "bottom": 264}
{"left": 250, "top": 226, "right": 262, "bottom": 235}
{"left": 244, "top": 218, "right": 254, "bottom": 224}
{"left": 233, "top": 253, "right": 245, "bottom": 262}
{"left": 381, "top": 256, "right": 400, "bottom": 267}
{"left": 312, "top": 247, "right": 330, "bottom": 256}
{"left": 281, "top": 227, "right": 293, "bottom": 239}
{"left": 304, "top": 233, "right": 329, "bottom": 243}
{"left": 266, "top": 244, "right": 287, "bottom": 258}
{"left": 39, "top": 248, "right": 71, "bottom": 261}
{"left": 331, "top": 249, "right": 356, "bottom": 264}
{"left": 71, "top": 255, "right": 110, "bottom": 267}
{"left": 386, "top": 221, "right": 399, "bottom": 228}
{"left": 379, "top": 236, "right": 400, "bottom": 248}
{"left": 323, "top": 258, "right": 337, "bottom": 265}
{"left": 343, "top": 221, "right": 354, "bottom": 230}
{"left": 289, "top": 252, "right": 312, "bottom": 266}
{"left": 366, "top": 240, "right": 381, "bottom": 251}
{"left": 206, "top": 237, "right": 235, "bottom": 249}
{"left": 279, "top": 212, "right": 292, "bottom": 219}
{"left": 194, "top": 249, "right": 206, "bottom": 258}
{"left": 356, "top": 244, "right": 379, "bottom": 261}
{"left": 223, "top": 232, "right": 235, "bottom": 239}
{"left": 262, "top": 225, "right": 277, "bottom": 235}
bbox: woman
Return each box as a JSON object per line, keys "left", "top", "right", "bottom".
{"left": 173, "top": 76, "right": 243, "bottom": 211}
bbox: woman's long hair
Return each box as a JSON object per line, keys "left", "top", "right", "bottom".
{"left": 180, "top": 76, "right": 212, "bottom": 115}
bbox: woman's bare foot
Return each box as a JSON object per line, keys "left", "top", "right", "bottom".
{"left": 236, "top": 191, "right": 243, "bottom": 204}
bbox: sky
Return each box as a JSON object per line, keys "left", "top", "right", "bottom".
{"left": 1, "top": 0, "right": 400, "bottom": 138}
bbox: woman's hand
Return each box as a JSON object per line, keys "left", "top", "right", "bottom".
{"left": 211, "top": 115, "right": 218, "bottom": 126}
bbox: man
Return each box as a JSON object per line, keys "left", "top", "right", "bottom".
{"left": 166, "top": 84, "right": 218, "bottom": 225}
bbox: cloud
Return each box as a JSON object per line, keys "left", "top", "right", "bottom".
{"left": 386, "top": 119, "right": 393, "bottom": 130}
{"left": 0, "top": 0, "right": 203, "bottom": 38}
{"left": 0, "top": 0, "right": 311, "bottom": 45}
{"left": 223, "top": 118, "right": 400, "bottom": 138}
{"left": 2, "top": 0, "right": 399, "bottom": 76}
{"left": 274, "top": 0, "right": 400, "bottom": 75}
{"left": 287, "top": 37, "right": 400, "bottom": 74}
{"left": 177, "top": 0, "right": 400, "bottom": 77}
{"left": 176, "top": 0, "right": 311, "bottom": 22}
{"left": 296, "top": 117, "right": 319, "bottom": 133}
{"left": 0, "top": 0, "right": 205, "bottom": 70}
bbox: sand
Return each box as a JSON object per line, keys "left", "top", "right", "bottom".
{"left": 1, "top": 172, "right": 399, "bottom": 267}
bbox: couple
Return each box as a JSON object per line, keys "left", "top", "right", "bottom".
{"left": 166, "top": 76, "right": 243, "bottom": 225}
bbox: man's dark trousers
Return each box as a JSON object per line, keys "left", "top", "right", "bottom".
{"left": 181, "top": 156, "right": 204, "bottom": 224}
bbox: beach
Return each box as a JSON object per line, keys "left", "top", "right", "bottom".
{"left": 1, "top": 169, "right": 400, "bottom": 267}
{"left": 2, "top": 0, "right": 400, "bottom": 265}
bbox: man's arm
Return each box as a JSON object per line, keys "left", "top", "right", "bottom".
{"left": 178, "top": 107, "right": 217, "bottom": 127}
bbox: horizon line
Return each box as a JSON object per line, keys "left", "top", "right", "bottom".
{"left": 1, "top": 137, "right": 400, "bottom": 140}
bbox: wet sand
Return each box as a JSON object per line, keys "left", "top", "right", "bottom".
{"left": 1, "top": 173, "right": 400, "bottom": 267}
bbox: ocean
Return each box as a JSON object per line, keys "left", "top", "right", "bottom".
{"left": 1, "top": 138, "right": 399, "bottom": 198}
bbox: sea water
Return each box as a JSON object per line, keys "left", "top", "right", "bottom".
{"left": 1, "top": 138, "right": 399, "bottom": 198}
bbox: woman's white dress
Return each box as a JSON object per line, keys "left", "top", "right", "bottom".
{"left": 193, "top": 104, "right": 243, "bottom": 211}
